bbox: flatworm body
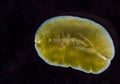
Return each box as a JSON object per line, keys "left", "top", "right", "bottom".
{"left": 35, "top": 16, "right": 115, "bottom": 74}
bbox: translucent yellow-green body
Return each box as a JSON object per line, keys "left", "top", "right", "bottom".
{"left": 35, "top": 16, "right": 115, "bottom": 74}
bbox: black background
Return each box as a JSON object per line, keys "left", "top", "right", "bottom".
{"left": 0, "top": 0, "right": 120, "bottom": 84}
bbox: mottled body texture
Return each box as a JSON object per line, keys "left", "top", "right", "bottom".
{"left": 35, "top": 16, "right": 115, "bottom": 74}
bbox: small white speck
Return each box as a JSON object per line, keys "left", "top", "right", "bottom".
{"left": 35, "top": 38, "right": 41, "bottom": 43}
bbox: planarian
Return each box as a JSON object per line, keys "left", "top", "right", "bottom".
{"left": 34, "top": 16, "right": 115, "bottom": 74}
